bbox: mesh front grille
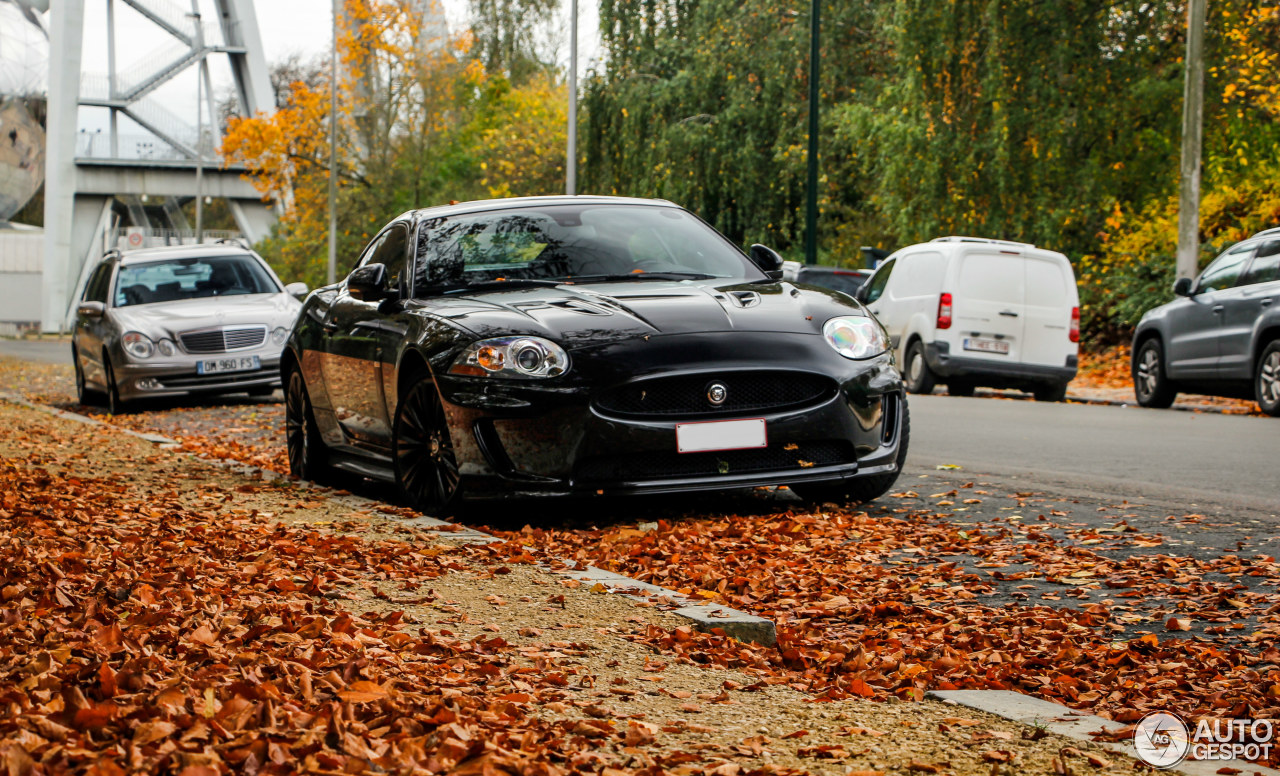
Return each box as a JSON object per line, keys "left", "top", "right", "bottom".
{"left": 576, "top": 440, "right": 854, "bottom": 483}
{"left": 180, "top": 327, "right": 266, "bottom": 354}
{"left": 594, "top": 371, "right": 835, "bottom": 418}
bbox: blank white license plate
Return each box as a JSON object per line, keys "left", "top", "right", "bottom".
{"left": 963, "top": 337, "right": 1010, "bottom": 355}
{"left": 197, "top": 355, "right": 260, "bottom": 375}
{"left": 676, "top": 418, "right": 767, "bottom": 454}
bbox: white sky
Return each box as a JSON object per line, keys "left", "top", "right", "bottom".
{"left": 73, "top": 0, "right": 599, "bottom": 139}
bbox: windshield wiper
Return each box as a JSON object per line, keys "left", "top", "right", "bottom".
{"left": 438, "top": 278, "right": 568, "bottom": 294}
{"left": 559, "top": 272, "right": 716, "bottom": 283}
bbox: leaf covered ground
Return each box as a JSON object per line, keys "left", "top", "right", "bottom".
{"left": 0, "top": 393, "right": 1143, "bottom": 776}
{"left": 4, "top": 349, "right": 1279, "bottom": 772}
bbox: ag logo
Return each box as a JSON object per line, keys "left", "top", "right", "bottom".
{"left": 1133, "top": 711, "right": 1190, "bottom": 768}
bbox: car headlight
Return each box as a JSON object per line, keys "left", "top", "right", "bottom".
{"left": 122, "top": 332, "right": 155, "bottom": 359}
{"left": 449, "top": 336, "right": 569, "bottom": 379}
{"left": 156, "top": 339, "right": 176, "bottom": 357}
{"left": 271, "top": 326, "right": 289, "bottom": 345}
{"left": 823, "top": 316, "right": 887, "bottom": 360}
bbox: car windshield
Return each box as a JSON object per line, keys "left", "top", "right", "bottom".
{"left": 114, "top": 255, "right": 279, "bottom": 307}
{"left": 412, "top": 204, "right": 763, "bottom": 291}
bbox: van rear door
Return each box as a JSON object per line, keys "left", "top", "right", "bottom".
{"left": 1021, "top": 257, "right": 1075, "bottom": 368}
{"left": 954, "top": 252, "right": 1025, "bottom": 363}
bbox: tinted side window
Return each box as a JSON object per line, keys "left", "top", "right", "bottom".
{"left": 1243, "top": 240, "right": 1280, "bottom": 285}
{"left": 862, "top": 259, "right": 895, "bottom": 304}
{"left": 1198, "top": 245, "right": 1253, "bottom": 292}
{"left": 84, "top": 264, "right": 112, "bottom": 304}
{"left": 371, "top": 225, "right": 408, "bottom": 292}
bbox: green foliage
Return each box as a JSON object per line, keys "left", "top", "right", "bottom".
{"left": 583, "top": 0, "right": 883, "bottom": 253}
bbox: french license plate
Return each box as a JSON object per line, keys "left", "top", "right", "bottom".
{"left": 676, "top": 418, "right": 767, "bottom": 454}
{"left": 963, "top": 337, "right": 1010, "bottom": 355}
{"left": 197, "top": 355, "right": 261, "bottom": 375}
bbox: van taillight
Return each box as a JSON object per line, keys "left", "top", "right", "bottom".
{"left": 1069, "top": 306, "right": 1080, "bottom": 343}
{"left": 937, "top": 292, "right": 953, "bottom": 329}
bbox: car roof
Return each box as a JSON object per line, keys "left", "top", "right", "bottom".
{"left": 113, "top": 244, "right": 257, "bottom": 267}
{"left": 401, "top": 195, "right": 681, "bottom": 222}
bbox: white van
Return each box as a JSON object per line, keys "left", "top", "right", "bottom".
{"left": 857, "top": 236, "right": 1079, "bottom": 401}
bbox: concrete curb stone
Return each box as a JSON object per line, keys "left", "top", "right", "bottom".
{"left": 930, "top": 689, "right": 1280, "bottom": 776}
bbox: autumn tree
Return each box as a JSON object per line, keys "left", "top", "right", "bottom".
{"left": 221, "top": 0, "right": 567, "bottom": 288}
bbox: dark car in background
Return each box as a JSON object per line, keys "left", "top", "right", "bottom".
{"left": 1132, "top": 229, "right": 1280, "bottom": 416}
{"left": 781, "top": 260, "right": 874, "bottom": 298}
{"left": 283, "top": 196, "right": 908, "bottom": 515}
{"left": 72, "top": 244, "right": 307, "bottom": 414}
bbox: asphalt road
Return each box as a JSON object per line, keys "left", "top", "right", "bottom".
{"left": 0, "top": 338, "right": 72, "bottom": 364}
{"left": 905, "top": 393, "right": 1278, "bottom": 520}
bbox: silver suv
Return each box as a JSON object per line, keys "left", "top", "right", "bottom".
{"left": 1131, "top": 230, "right": 1280, "bottom": 416}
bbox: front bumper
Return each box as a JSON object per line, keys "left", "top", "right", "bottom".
{"left": 115, "top": 352, "right": 283, "bottom": 401}
{"left": 433, "top": 332, "right": 905, "bottom": 498}
{"left": 925, "top": 341, "right": 1077, "bottom": 388}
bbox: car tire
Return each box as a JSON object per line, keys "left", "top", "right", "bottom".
{"left": 393, "top": 374, "right": 463, "bottom": 517}
{"left": 1033, "top": 382, "right": 1069, "bottom": 402}
{"left": 73, "top": 345, "right": 103, "bottom": 406}
{"left": 1133, "top": 338, "right": 1177, "bottom": 409}
{"left": 284, "top": 367, "right": 332, "bottom": 482}
{"left": 104, "top": 356, "right": 128, "bottom": 415}
{"left": 904, "top": 341, "right": 936, "bottom": 395}
{"left": 1255, "top": 340, "right": 1280, "bottom": 417}
{"left": 792, "top": 396, "right": 910, "bottom": 507}
{"left": 947, "top": 380, "right": 975, "bottom": 397}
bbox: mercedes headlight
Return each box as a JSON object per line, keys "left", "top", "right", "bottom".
{"left": 156, "top": 339, "right": 176, "bottom": 357}
{"left": 122, "top": 332, "right": 155, "bottom": 359}
{"left": 271, "top": 326, "right": 289, "bottom": 345}
{"left": 449, "top": 336, "right": 569, "bottom": 379}
{"left": 822, "top": 316, "right": 887, "bottom": 360}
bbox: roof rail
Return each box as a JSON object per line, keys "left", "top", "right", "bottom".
{"left": 930, "top": 236, "right": 1037, "bottom": 249}
{"left": 1250, "top": 227, "right": 1280, "bottom": 240}
{"left": 102, "top": 247, "right": 122, "bottom": 260}
{"left": 215, "top": 236, "right": 252, "bottom": 250}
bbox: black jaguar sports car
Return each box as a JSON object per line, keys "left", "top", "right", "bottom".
{"left": 283, "top": 196, "right": 908, "bottom": 515}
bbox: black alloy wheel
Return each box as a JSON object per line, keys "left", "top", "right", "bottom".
{"left": 73, "top": 345, "right": 101, "bottom": 406}
{"left": 393, "top": 376, "right": 462, "bottom": 516}
{"left": 285, "top": 368, "right": 330, "bottom": 481}
{"left": 1133, "top": 338, "right": 1176, "bottom": 409}
{"left": 904, "top": 341, "right": 936, "bottom": 395}
{"left": 1256, "top": 340, "right": 1280, "bottom": 417}
{"left": 104, "top": 357, "right": 126, "bottom": 416}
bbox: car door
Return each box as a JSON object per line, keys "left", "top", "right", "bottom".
{"left": 1165, "top": 244, "right": 1252, "bottom": 378}
{"left": 320, "top": 223, "right": 410, "bottom": 449}
{"left": 1020, "top": 256, "right": 1074, "bottom": 368}
{"left": 1218, "top": 240, "right": 1280, "bottom": 379}
{"left": 953, "top": 251, "right": 1026, "bottom": 364}
{"left": 74, "top": 262, "right": 115, "bottom": 390}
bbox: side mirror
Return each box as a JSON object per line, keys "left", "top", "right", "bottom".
{"left": 284, "top": 281, "right": 309, "bottom": 299}
{"left": 1173, "top": 277, "right": 1193, "bottom": 297}
{"left": 749, "top": 244, "right": 785, "bottom": 280}
{"left": 77, "top": 301, "right": 105, "bottom": 318}
{"left": 854, "top": 283, "right": 869, "bottom": 303}
{"left": 347, "top": 264, "right": 388, "bottom": 302}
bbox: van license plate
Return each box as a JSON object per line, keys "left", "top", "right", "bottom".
{"left": 963, "top": 338, "right": 1010, "bottom": 355}
{"left": 676, "top": 418, "right": 767, "bottom": 454}
{"left": 197, "top": 356, "right": 261, "bottom": 375}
